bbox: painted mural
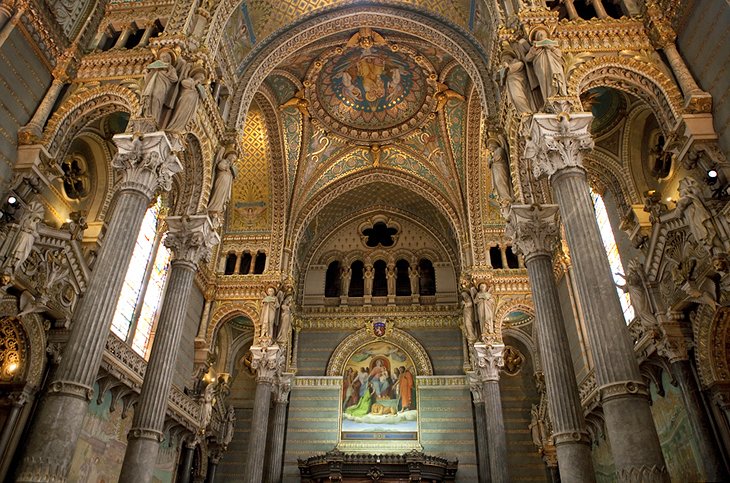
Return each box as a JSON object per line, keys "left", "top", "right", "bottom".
{"left": 317, "top": 44, "right": 426, "bottom": 130}
{"left": 341, "top": 341, "right": 418, "bottom": 441}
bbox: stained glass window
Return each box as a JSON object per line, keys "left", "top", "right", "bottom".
{"left": 591, "top": 190, "right": 635, "bottom": 324}
{"left": 110, "top": 199, "right": 171, "bottom": 358}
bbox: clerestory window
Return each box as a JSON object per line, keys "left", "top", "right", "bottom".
{"left": 110, "top": 198, "right": 171, "bottom": 358}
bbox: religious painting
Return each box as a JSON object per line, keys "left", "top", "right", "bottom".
{"left": 340, "top": 341, "right": 418, "bottom": 441}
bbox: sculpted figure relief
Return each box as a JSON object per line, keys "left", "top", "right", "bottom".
{"left": 221, "top": 407, "right": 236, "bottom": 446}
{"left": 141, "top": 51, "right": 179, "bottom": 124}
{"left": 676, "top": 177, "right": 724, "bottom": 256}
{"left": 473, "top": 283, "right": 495, "bottom": 334}
{"left": 386, "top": 265, "right": 396, "bottom": 295}
{"left": 408, "top": 266, "right": 420, "bottom": 295}
{"left": 498, "top": 49, "right": 535, "bottom": 114}
{"left": 166, "top": 67, "right": 206, "bottom": 132}
{"left": 487, "top": 137, "right": 513, "bottom": 202}
{"left": 524, "top": 29, "right": 568, "bottom": 102}
{"left": 208, "top": 150, "right": 236, "bottom": 217}
{"left": 364, "top": 265, "right": 374, "bottom": 296}
{"left": 340, "top": 266, "right": 352, "bottom": 297}
{"left": 461, "top": 290, "right": 477, "bottom": 342}
{"left": 259, "top": 287, "right": 280, "bottom": 340}
{"left": 5, "top": 201, "right": 45, "bottom": 275}
{"left": 616, "top": 260, "right": 656, "bottom": 329}
{"left": 275, "top": 291, "right": 293, "bottom": 345}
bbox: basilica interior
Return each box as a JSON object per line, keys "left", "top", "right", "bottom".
{"left": 0, "top": 0, "right": 728, "bottom": 482}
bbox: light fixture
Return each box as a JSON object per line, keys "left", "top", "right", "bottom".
{"left": 707, "top": 169, "right": 719, "bottom": 185}
{"left": 7, "top": 196, "right": 16, "bottom": 205}
{"left": 7, "top": 362, "right": 17, "bottom": 374}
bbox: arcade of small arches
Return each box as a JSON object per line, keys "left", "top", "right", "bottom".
{"left": 0, "top": 1, "right": 728, "bottom": 483}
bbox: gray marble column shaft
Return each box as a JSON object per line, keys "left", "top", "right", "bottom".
{"left": 671, "top": 360, "right": 727, "bottom": 481}
{"left": 244, "top": 378, "right": 273, "bottom": 483}
{"left": 527, "top": 113, "right": 667, "bottom": 481}
{"left": 119, "top": 215, "right": 217, "bottom": 483}
{"left": 16, "top": 132, "right": 181, "bottom": 482}
{"left": 263, "top": 401, "right": 288, "bottom": 483}
{"left": 472, "top": 399, "right": 490, "bottom": 483}
{"left": 483, "top": 380, "right": 508, "bottom": 483}
{"left": 179, "top": 443, "right": 195, "bottom": 483}
{"left": 526, "top": 254, "right": 595, "bottom": 482}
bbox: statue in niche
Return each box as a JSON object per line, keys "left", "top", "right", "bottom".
{"left": 676, "top": 177, "right": 723, "bottom": 256}
{"left": 340, "top": 266, "right": 351, "bottom": 297}
{"left": 166, "top": 66, "right": 207, "bottom": 132}
{"left": 498, "top": 47, "right": 535, "bottom": 115}
{"left": 364, "top": 265, "right": 374, "bottom": 296}
{"left": 487, "top": 136, "right": 513, "bottom": 202}
{"left": 524, "top": 29, "right": 568, "bottom": 102}
{"left": 408, "top": 266, "right": 420, "bottom": 295}
{"left": 207, "top": 149, "right": 237, "bottom": 219}
{"left": 472, "top": 283, "right": 495, "bottom": 334}
{"left": 141, "top": 50, "right": 179, "bottom": 124}
{"left": 461, "top": 290, "right": 477, "bottom": 342}
{"left": 386, "top": 265, "right": 396, "bottom": 295}
{"left": 5, "top": 201, "right": 44, "bottom": 275}
{"left": 199, "top": 382, "right": 216, "bottom": 429}
{"left": 275, "top": 290, "right": 293, "bottom": 346}
{"left": 616, "top": 260, "right": 657, "bottom": 329}
{"left": 221, "top": 406, "right": 236, "bottom": 447}
{"left": 259, "top": 287, "right": 280, "bottom": 341}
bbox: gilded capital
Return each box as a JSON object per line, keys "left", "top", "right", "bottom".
{"left": 164, "top": 214, "right": 220, "bottom": 265}
{"left": 111, "top": 131, "right": 183, "bottom": 199}
{"left": 524, "top": 113, "right": 594, "bottom": 180}
{"left": 506, "top": 204, "right": 560, "bottom": 261}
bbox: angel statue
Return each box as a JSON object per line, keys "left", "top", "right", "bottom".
{"left": 498, "top": 47, "right": 535, "bottom": 115}
{"left": 275, "top": 290, "right": 293, "bottom": 346}
{"left": 461, "top": 290, "right": 478, "bottom": 343}
{"left": 207, "top": 149, "right": 237, "bottom": 224}
{"left": 166, "top": 65, "right": 206, "bottom": 132}
{"left": 141, "top": 50, "right": 180, "bottom": 124}
{"left": 472, "top": 283, "right": 495, "bottom": 334}
{"left": 259, "top": 287, "right": 280, "bottom": 341}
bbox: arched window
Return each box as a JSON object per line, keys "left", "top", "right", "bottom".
{"left": 325, "top": 261, "right": 341, "bottom": 298}
{"left": 253, "top": 251, "right": 266, "bottom": 274}
{"left": 349, "top": 261, "right": 364, "bottom": 297}
{"left": 395, "top": 259, "right": 411, "bottom": 296}
{"left": 418, "top": 259, "right": 436, "bottom": 296}
{"left": 111, "top": 198, "right": 171, "bottom": 358}
{"left": 591, "top": 190, "right": 635, "bottom": 323}
{"left": 372, "top": 260, "right": 388, "bottom": 296}
{"left": 224, "top": 253, "right": 237, "bottom": 275}
{"left": 239, "top": 251, "right": 252, "bottom": 274}
{"left": 505, "top": 246, "right": 520, "bottom": 269}
{"left": 489, "top": 246, "right": 503, "bottom": 269}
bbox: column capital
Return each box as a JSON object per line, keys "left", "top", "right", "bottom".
{"left": 250, "top": 344, "right": 282, "bottom": 384}
{"left": 165, "top": 214, "right": 220, "bottom": 265}
{"left": 111, "top": 131, "right": 183, "bottom": 199}
{"left": 466, "top": 371, "right": 484, "bottom": 403}
{"left": 525, "top": 112, "right": 594, "bottom": 180}
{"left": 506, "top": 204, "right": 560, "bottom": 261}
{"left": 473, "top": 342, "right": 505, "bottom": 382}
{"left": 274, "top": 372, "right": 294, "bottom": 404}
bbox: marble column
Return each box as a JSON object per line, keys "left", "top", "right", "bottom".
{"left": 16, "top": 131, "right": 182, "bottom": 482}
{"left": 468, "top": 373, "right": 490, "bottom": 483}
{"left": 671, "top": 361, "right": 727, "bottom": 481}
{"left": 179, "top": 440, "right": 196, "bottom": 483}
{"left": 526, "top": 113, "right": 668, "bottom": 481}
{"left": 474, "top": 342, "right": 508, "bottom": 483}
{"left": 205, "top": 449, "right": 222, "bottom": 483}
{"left": 243, "top": 345, "right": 281, "bottom": 483}
{"left": 264, "top": 373, "right": 293, "bottom": 483}
{"left": 507, "top": 204, "right": 596, "bottom": 483}
{"left": 119, "top": 215, "right": 219, "bottom": 483}
{"left": 20, "top": 78, "right": 67, "bottom": 141}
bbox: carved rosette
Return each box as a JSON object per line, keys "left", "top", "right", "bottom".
{"left": 249, "top": 344, "right": 281, "bottom": 384}
{"left": 525, "top": 113, "right": 594, "bottom": 181}
{"left": 473, "top": 342, "right": 505, "bottom": 382}
{"left": 506, "top": 204, "right": 560, "bottom": 261}
{"left": 164, "top": 215, "right": 220, "bottom": 266}
{"left": 111, "top": 131, "right": 183, "bottom": 199}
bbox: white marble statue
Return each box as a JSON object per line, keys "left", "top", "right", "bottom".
{"left": 408, "top": 266, "right": 420, "bottom": 295}
{"left": 386, "top": 265, "right": 396, "bottom": 295}
{"left": 364, "top": 265, "right": 374, "bottom": 296}
{"left": 676, "top": 177, "right": 723, "bottom": 256}
{"left": 524, "top": 30, "right": 568, "bottom": 101}
{"left": 340, "top": 266, "right": 351, "bottom": 297}
{"left": 221, "top": 407, "right": 236, "bottom": 446}
{"left": 7, "top": 201, "right": 44, "bottom": 274}
{"left": 207, "top": 151, "right": 236, "bottom": 215}
{"left": 473, "top": 283, "right": 495, "bottom": 334}
{"left": 461, "top": 290, "right": 477, "bottom": 342}
{"left": 141, "top": 51, "right": 179, "bottom": 123}
{"left": 499, "top": 51, "right": 535, "bottom": 114}
{"left": 487, "top": 137, "right": 513, "bottom": 202}
{"left": 199, "top": 382, "right": 215, "bottom": 428}
{"left": 616, "top": 260, "right": 656, "bottom": 328}
{"left": 259, "top": 287, "right": 280, "bottom": 340}
{"left": 275, "top": 292, "right": 293, "bottom": 345}
{"left": 166, "top": 67, "right": 206, "bottom": 132}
